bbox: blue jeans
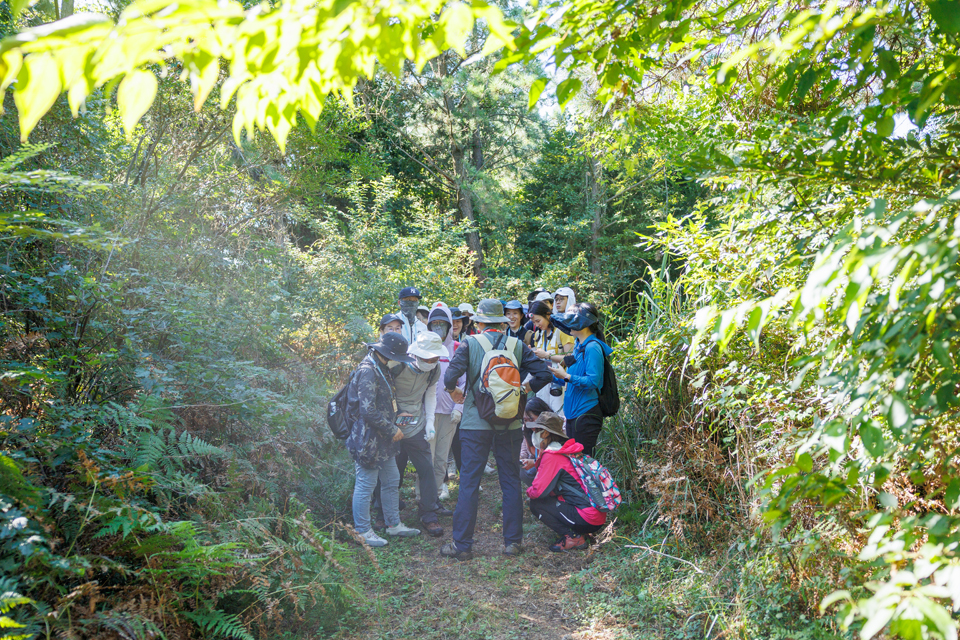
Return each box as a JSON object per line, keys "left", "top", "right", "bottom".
{"left": 451, "top": 428, "right": 523, "bottom": 552}
{"left": 353, "top": 461, "right": 400, "bottom": 534}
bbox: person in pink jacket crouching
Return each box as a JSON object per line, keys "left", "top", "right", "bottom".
{"left": 525, "top": 412, "right": 606, "bottom": 552}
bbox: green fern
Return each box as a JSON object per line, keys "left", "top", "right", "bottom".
{"left": 0, "top": 580, "right": 34, "bottom": 640}
{"left": 183, "top": 608, "right": 254, "bottom": 640}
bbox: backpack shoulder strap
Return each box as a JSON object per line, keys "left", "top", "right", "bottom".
{"left": 475, "top": 333, "right": 494, "bottom": 353}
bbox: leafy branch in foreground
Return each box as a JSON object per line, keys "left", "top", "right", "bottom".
{"left": 0, "top": 0, "right": 513, "bottom": 150}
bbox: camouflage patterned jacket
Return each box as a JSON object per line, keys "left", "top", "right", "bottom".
{"left": 346, "top": 353, "right": 399, "bottom": 469}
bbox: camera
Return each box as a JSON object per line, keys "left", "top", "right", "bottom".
{"left": 549, "top": 381, "right": 564, "bottom": 397}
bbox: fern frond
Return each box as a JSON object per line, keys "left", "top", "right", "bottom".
{"left": 183, "top": 609, "right": 254, "bottom": 640}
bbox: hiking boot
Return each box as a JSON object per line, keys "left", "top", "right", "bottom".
{"left": 435, "top": 505, "right": 454, "bottom": 517}
{"left": 502, "top": 543, "right": 523, "bottom": 556}
{"left": 424, "top": 521, "right": 444, "bottom": 537}
{"left": 386, "top": 523, "right": 420, "bottom": 537}
{"left": 484, "top": 462, "right": 496, "bottom": 475}
{"left": 440, "top": 543, "right": 473, "bottom": 561}
{"left": 549, "top": 534, "right": 588, "bottom": 552}
{"left": 359, "top": 529, "right": 388, "bottom": 548}
{"left": 438, "top": 483, "right": 450, "bottom": 500}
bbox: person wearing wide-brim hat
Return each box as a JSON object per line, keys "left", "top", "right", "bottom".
{"left": 346, "top": 332, "right": 421, "bottom": 548}
{"left": 439, "top": 299, "right": 553, "bottom": 561}
{"left": 525, "top": 411, "right": 606, "bottom": 553}
{"left": 382, "top": 331, "right": 450, "bottom": 538}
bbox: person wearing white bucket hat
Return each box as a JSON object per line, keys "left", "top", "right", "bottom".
{"left": 377, "top": 331, "right": 450, "bottom": 536}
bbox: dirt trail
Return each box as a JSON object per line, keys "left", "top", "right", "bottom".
{"left": 333, "top": 467, "right": 624, "bottom": 640}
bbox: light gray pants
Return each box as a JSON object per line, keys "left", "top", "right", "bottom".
{"left": 430, "top": 413, "right": 457, "bottom": 494}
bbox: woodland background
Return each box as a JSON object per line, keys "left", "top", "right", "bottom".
{"left": 1, "top": 0, "right": 959, "bottom": 638}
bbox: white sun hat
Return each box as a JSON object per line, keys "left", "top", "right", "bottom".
{"left": 458, "top": 303, "right": 476, "bottom": 317}
{"left": 408, "top": 331, "right": 448, "bottom": 359}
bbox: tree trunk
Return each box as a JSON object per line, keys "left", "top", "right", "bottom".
{"left": 587, "top": 155, "right": 603, "bottom": 275}
{"left": 452, "top": 144, "right": 485, "bottom": 282}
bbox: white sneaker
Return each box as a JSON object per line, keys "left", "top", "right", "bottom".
{"left": 484, "top": 462, "right": 496, "bottom": 475}
{"left": 439, "top": 483, "right": 450, "bottom": 500}
{"left": 386, "top": 523, "right": 421, "bottom": 537}
{"left": 360, "top": 529, "right": 387, "bottom": 547}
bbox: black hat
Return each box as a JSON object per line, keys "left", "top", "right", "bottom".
{"left": 399, "top": 286, "right": 422, "bottom": 299}
{"left": 449, "top": 307, "right": 464, "bottom": 319}
{"left": 428, "top": 307, "right": 451, "bottom": 324}
{"left": 379, "top": 313, "right": 402, "bottom": 328}
{"left": 367, "top": 332, "right": 414, "bottom": 363}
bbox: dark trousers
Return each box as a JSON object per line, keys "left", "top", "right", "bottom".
{"left": 451, "top": 428, "right": 523, "bottom": 551}
{"left": 566, "top": 404, "right": 603, "bottom": 457}
{"left": 450, "top": 427, "right": 462, "bottom": 474}
{"left": 374, "top": 429, "right": 440, "bottom": 524}
{"left": 529, "top": 497, "right": 603, "bottom": 538}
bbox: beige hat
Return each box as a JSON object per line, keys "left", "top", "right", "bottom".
{"left": 532, "top": 411, "right": 566, "bottom": 439}
{"left": 407, "top": 331, "right": 447, "bottom": 359}
{"left": 458, "top": 303, "right": 476, "bottom": 317}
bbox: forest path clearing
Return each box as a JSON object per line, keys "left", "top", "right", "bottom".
{"left": 332, "top": 465, "right": 629, "bottom": 640}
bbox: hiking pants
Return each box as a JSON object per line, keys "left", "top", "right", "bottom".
{"left": 529, "top": 497, "right": 603, "bottom": 538}
{"left": 451, "top": 428, "right": 523, "bottom": 552}
{"left": 565, "top": 404, "right": 603, "bottom": 457}
{"left": 430, "top": 413, "right": 456, "bottom": 493}
{"left": 353, "top": 461, "right": 400, "bottom": 534}
{"left": 397, "top": 429, "right": 440, "bottom": 524}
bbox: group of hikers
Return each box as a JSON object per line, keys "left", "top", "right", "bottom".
{"left": 338, "top": 286, "right": 616, "bottom": 559}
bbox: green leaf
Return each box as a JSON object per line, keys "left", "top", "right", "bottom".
{"left": 9, "top": 0, "right": 37, "bottom": 19}
{"left": 796, "top": 452, "right": 813, "bottom": 473}
{"left": 820, "top": 589, "right": 851, "bottom": 613}
{"left": 945, "top": 479, "right": 960, "bottom": 510}
{"left": 438, "top": 3, "right": 474, "bottom": 56}
{"left": 861, "top": 423, "right": 885, "bottom": 457}
{"left": 927, "top": 0, "right": 960, "bottom": 34}
{"left": 13, "top": 54, "right": 62, "bottom": 142}
{"left": 555, "top": 77, "right": 582, "bottom": 109}
{"left": 117, "top": 69, "right": 158, "bottom": 137}
{"left": 528, "top": 77, "right": 548, "bottom": 111}
{"left": 876, "top": 115, "right": 894, "bottom": 137}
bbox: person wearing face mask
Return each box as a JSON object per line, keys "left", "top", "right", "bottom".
{"left": 346, "top": 332, "right": 421, "bottom": 547}
{"left": 397, "top": 287, "right": 429, "bottom": 345}
{"left": 427, "top": 303, "right": 465, "bottom": 503}
{"left": 525, "top": 412, "right": 606, "bottom": 552}
{"left": 385, "top": 331, "right": 449, "bottom": 537}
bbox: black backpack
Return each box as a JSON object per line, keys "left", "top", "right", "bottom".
{"left": 326, "top": 373, "right": 356, "bottom": 440}
{"left": 598, "top": 351, "right": 620, "bottom": 418}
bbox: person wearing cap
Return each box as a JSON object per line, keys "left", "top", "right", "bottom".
{"left": 504, "top": 300, "right": 531, "bottom": 345}
{"left": 346, "top": 333, "right": 422, "bottom": 547}
{"left": 427, "top": 303, "right": 465, "bottom": 503}
{"left": 525, "top": 411, "right": 606, "bottom": 552}
{"left": 439, "top": 299, "right": 552, "bottom": 560}
{"left": 386, "top": 331, "right": 449, "bottom": 537}
{"left": 457, "top": 303, "right": 477, "bottom": 339}
{"left": 547, "top": 302, "right": 613, "bottom": 458}
{"left": 397, "top": 286, "right": 429, "bottom": 345}
{"left": 527, "top": 299, "right": 572, "bottom": 416}
{"left": 379, "top": 313, "right": 403, "bottom": 335}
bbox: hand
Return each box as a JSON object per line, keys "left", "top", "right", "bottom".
{"left": 522, "top": 383, "right": 532, "bottom": 394}
{"left": 448, "top": 387, "right": 465, "bottom": 404}
{"left": 548, "top": 365, "right": 569, "bottom": 380}
{"left": 450, "top": 409, "right": 462, "bottom": 425}
{"left": 398, "top": 411, "right": 414, "bottom": 417}
{"left": 392, "top": 428, "right": 404, "bottom": 442}
{"left": 521, "top": 458, "right": 536, "bottom": 470}
{"left": 534, "top": 348, "right": 549, "bottom": 359}
{"left": 425, "top": 423, "right": 436, "bottom": 442}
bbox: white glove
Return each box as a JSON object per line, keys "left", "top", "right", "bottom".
{"left": 425, "top": 423, "right": 436, "bottom": 442}
{"left": 450, "top": 410, "right": 462, "bottom": 426}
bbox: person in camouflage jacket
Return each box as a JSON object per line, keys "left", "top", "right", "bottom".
{"left": 347, "top": 332, "right": 422, "bottom": 545}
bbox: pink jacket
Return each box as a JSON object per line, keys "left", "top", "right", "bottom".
{"left": 526, "top": 439, "right": 606, "bottom": 526}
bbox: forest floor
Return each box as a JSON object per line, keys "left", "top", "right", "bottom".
{"left": 330, "top": 464, "right": 635, "bottom": 640}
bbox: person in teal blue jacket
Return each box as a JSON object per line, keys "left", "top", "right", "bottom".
{"left": 547, "top": 303, "right": 613, "bottom": 457}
